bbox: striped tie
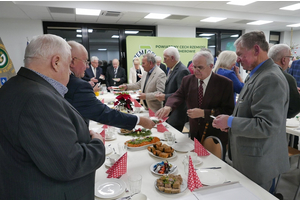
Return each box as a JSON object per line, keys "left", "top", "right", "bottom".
{"left": 198, "top": 80, "right": 204, "bottom": 107}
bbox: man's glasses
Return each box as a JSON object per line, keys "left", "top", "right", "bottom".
{"left": 73, "top": 57, "right": 89, "bottom": 66}
{"left": 193, "top": 66, "right": 206, "bottom": 71}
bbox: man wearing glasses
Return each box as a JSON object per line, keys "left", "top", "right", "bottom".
{"left": 82, "top": 56, "right": 105, "bottom": 87}
{"left": 156, "top": 50, "right": 234, "bottom": 159}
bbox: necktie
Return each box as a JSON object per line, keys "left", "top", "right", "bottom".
{"left": 114, "top": 69, "right": 117, "bottom": 78}
{"left": 198, "top": 80, "right": 204, "bottom": 107}
{"left": 167, "top": 69, "right": 172, "bottom": 79}
{"left": 244, "top": 74, "right": 250, "bottom": 83}
{"left": 142, "top": 73, "right": 151, "bottom": 108}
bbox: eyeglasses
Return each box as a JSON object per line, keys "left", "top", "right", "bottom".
{"left": 193, "top": 66, "right": 207, "bottom": 71}
{"left": 73, "top": 57, "right": 89, "bottom": 66}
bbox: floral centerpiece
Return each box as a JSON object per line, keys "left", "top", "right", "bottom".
{"left": 114, "top": 92, "right": 133, "bottom": 113}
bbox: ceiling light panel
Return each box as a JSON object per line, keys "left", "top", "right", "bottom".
{"left": 199, "top": 33, "right": 214, "bottom": 36}
{"left": 200, "top": 17, "right": 227, "bottom": 22}
{"left": 280, "top": 3, "right": 300, "bottom": 11}
{"left": 227, "top": 1, "right": 256, "bottom": 6}
{"left": 125, "top": 31, "right": 139, "bottom": 34}
{"left": 247, "top": 20, "right": 273, "bottom": 25}
{"left": 76, "top": 8, "right": 100, "bottom": 16}
{"left": 111, "top": 35, "right": 119, "bottom": 38}
{"left": 144, "top": 13, "right": 170, "bottom": 19}
{"left": 287, "top": 23, "right": 300, "bottom": 27}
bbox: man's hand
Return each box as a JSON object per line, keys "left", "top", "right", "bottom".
{"left": 212, "top": 114, "right": 230, "bottom": 132}
{"left": 114, "top": 78, "right": 121, "bottom": 82}
{"left": 91, "top": 77, "right": 98, "bottom": 83}
{"left": 138, "top": 93, "right": 146, "bottom": 100}
{"left": 119, "top": 84, "right": 127, "bottom": 91}
{"left": 138, "top": 74, "right": 142, "bottom": 78}
{"left": 89, "top": 130, "right": 104, "bottom": 142}
{"left": 100, "top": 75, "right": 105, "bottom": 80}
{"left": 93, "top": 85, "right": 100, "bottom": 92}
{"left": 155, "top": 92, "right": 165, "bottom": 102}
{"left": 187, "top": 108, "right": 204, "bottom": 118}
{"left": 138, "top": 117, "right": 155, "bottom": 129}
{"left": 297, "top": 87, "right": 300, "bottom": 93}
{"left": 156, "top": 106, "right": 171, "bottom": 119}
{"left": 89, "top": 81, "right": 95, "bottom": 87}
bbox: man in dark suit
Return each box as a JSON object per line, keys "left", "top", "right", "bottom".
{"left": 65, "top": 41, "right": 155, "bottom": 129}
{"left": 155, "top": 47, "right": 190, "bottom": 131}
{"left": 213, "top": 31, "right": 289, "bottom": 194}
{"left": 156, "top": 56, "right": 168, "bottom": 75}
{"left": 82, "top": 56, "right": 105, "bottom": 86}
{"left": 0, "top": 34, "right": 105, "bottom": 199}
{"left": 156, "top": 50, "right": 234, "bottom": 155}
{"left": 106, "top": 59, "right": 126, "bottom": 87}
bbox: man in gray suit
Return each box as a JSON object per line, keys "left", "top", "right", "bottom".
{"left": 213, "top": 31, "right": 290, "bottom": 193}
{"left": 120, "top": 53, "right": 166, "bottom": 112}
{"left": 155, "top": 47, "right": 190, "bottom": 131}
{"left": 0, "top": 34, "right": 105, "bottom": 199}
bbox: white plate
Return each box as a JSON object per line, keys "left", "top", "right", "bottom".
{"left": 172, "top": 143, "right": 194, "bottom": 152}
{"left": 196, "top": 169, "right": 226, "bottom": 186}
{"left": 105, "top": 134, "right": 117, "bottom": 141}
{"left": 286, "top": 119, "right": 299, "bottom": 128}
{"left": 148, "top": 151, "right": 177, "bottom": 160}
{"left": 193, "top": 157, "right": 203, "bottom": 165}
{"left": 155, "top": 179, "right": 187, "bottom": 194}
{"left": 95, "top": 179, "right": 126, "bottom": 198}
{"left": 105, "top": 145, "right": 113, "bottom": 155}
{"left": 150, "top": 162, "right": 177, "bottom": 176}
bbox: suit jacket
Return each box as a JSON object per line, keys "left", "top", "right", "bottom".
{"left": 166, "top": 73, "right": 234, "bottom": 146}
{"left": 65, "top": 74, "right": 137, "bottom": 129}
{"left": 129, "top": 65, "right": 145, "bottom": 84}
{"left": 164, "top": 61, "right": 190, "bottom": 131}
{"left": 0, "top": 67, "right": 105, "bottom": 200}
{"left": 281, "top": 68, "right": 300, "bottom": 118}
{"left": 288, "top": 59, "right": 300, "bottom": 87}
{"left": 82, "top": 65, "right": 103, "bottom": 82}
{"left": 106, "top": 66, "right": 126, "bottom": 87}
{"left": 230, "top": 58, "right": 290, "bottom": 185}
{"left": 127, "top": 66, "right": 166, "bottom": 112}
{"left": 160, "top": 63, "right": 168, "bottom": 75}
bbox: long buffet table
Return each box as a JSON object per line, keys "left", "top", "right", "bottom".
{"left": 90, "top": 91, "right": 277, "bottom": 200}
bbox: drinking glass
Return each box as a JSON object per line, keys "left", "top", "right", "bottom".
{"left": 118, "top": 142, "right": 127, "bottom": 155}
{"left": 128, "top": 174, "right": 142, "bottom": 194}
{"left": 166, "top": 133, "right": 175, "bottom": 146}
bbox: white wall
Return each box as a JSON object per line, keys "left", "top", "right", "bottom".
{"left": 0, "top": 18, "right": 43, "bottom": 72}
{"left": 157, "top": 25, "right": 195, "bottom": 38}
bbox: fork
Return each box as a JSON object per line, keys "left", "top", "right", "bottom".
{"left": 116, "top": 192, "right": 138, "bottom": 200}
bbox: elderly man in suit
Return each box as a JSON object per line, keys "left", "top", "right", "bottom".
{"left": 120, "top": 53, "right": 166, "bottom": 112}
{"left": 289, "top": 58, "right": 300, "bottom": 87}
{"left": 106, "top": 59, "right": 126, "bottom": 87}
{"left": 156, "top": 50, "right": 234, "bottom": 156}
{"left": 155, "top": 47, "right": 190, "bottom": 131}
{"left": 213, "top": 31, "right": 290, "bottom": 194}
{"left": 0, "top": 34, "right": 105, "bottom": 199}
{"left": 156, "top": 56, "right": 168, "bottom": 75}
{"left": 65, "top": 41, "right": 155, "bottom": 130}
{"left": 82, "top": 56, "right": 105, "bottom": 86}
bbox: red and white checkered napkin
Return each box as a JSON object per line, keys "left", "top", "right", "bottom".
{"left": 131, "top": 98, "right": 142, "bottom": 107}
{"left": 102, "top": 125, "right": 108, "bottom": 129}
{"left": 100, "top": 130, "right": 105, "bottom": 145}
{"left": 188, "top": 156, "right": 203, "bottom": 192}
{"left": 194, "top": 138, "right": 210, "bottom": 156}
{"left": 148, "top": 108, "right": 155, "bottom": 117}
{"left": 106, "top": 152, "right": 127, "bottom": 178}
{"left": 157, "top": 124, "right": 168, "bottom": 133}
{"left": 101, "top": 98, "right": 104, "bottom": 103}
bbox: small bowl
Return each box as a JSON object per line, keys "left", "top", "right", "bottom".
{"left": 131, "top": 193, "right": 147, "bottom": 200}
{"left": 109, "top": 154, "right": 120, "bottom": 164}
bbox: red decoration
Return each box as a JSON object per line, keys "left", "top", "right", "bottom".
{"left": 187, "top": 156, "right": 203, "bottom": 191}
{"left": 114, "top": 92, "right": 133, "bottom": 111}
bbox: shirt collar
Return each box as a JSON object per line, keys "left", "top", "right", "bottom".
{"left": 148, "top": 65, "right": 156, "bottom": 74}
{"left": 170, "top": 61, "right": 180, "bottom": 71}
{"left": 198, "top": 71, "right": 212, "bottom": 86}
{"left": 28, "top": 68, "right": 68, "bottom": 97}
{"left": 249, "top": 60, "right": 267, "bottom": 77}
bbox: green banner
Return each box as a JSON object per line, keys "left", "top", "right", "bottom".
{"left": 126, "top": 36, "right": 207, "bottom": 82}
{"left": 0, "top": 38, "right": 16, "bottom": 87}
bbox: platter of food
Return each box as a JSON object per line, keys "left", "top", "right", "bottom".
{"left": 147, "top": 142, "right": 177, "bottom": 159}
{"left": 125, "top": 136, "right": 160, "bottom": 150}
{"left": 119, "top": 128, "right": 152, "bottom": 137}
{"left": 155, "top": 174, "right": 187, "bottom": 194}
{"left": 150, "top": 161, "right": 177, "bottom": 176}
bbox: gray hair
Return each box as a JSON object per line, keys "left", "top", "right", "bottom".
{"left": 234, "top": 31, "right": 269, "bottom": 52}
{"left": 163, "top": 46, "right": 180, "bottom": 61}
{"left": 268, "top": 44, "right": 291, "bottom": 62}
{"left": 155, "top": 56, "right": 162, "bottom": 62}
{"left": 24, "top": 34, "right": 71, "bottom": 66}
{"left": 143, "top": 53, "right": 156, "bottom": 65}
{"left": 214, "top": 51, "right": 237, "bottom": 72}
{"left": 91, "top": 56, "right": 99, "bottom": 62}
{"left": 193, "top": 50, "right": 214, "bottom": 66}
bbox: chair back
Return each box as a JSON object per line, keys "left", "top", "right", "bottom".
{"left": 203, "top": 136, "right": 223, "bottom": 160}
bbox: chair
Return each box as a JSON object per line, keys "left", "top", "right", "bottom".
{"left": 202, "top": 136, "right": 224, "bottom": 160}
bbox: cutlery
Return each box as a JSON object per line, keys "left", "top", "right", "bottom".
{"left": 199, "top": 167, "right": 221, "bottom": 169}
{"left": 210, "top": 115, "right": 216, "bottom": 119}
{"left": 116, "top": 192, "right": 138, "bottom": 200}
{"left": 160, "top": 138, "right": 177, "bottom": 143}
{"left": 169, "top": 166, "right": 177, "bottom": 174}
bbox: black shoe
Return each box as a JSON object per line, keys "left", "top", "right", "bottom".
{"left": 274, "top": 193, "right": 283, "bottom": 200}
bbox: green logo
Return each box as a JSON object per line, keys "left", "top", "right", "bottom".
{"left": 0, "top": 48, "right": 9, "bottom": 69}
